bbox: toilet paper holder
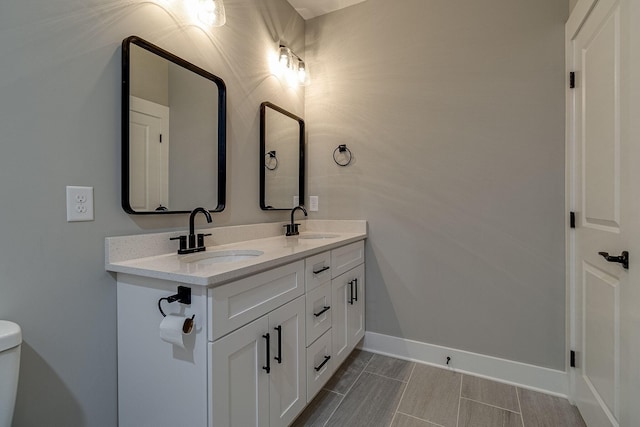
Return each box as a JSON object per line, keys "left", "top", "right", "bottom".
{"left": 158, "top": 286, "right": 195, "bottom": 334}
{"left": 158, "top": 286, "right": 191, "bottom": 317}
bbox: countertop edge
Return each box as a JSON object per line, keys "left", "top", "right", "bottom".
{"left": 106, "top": 233, "right": 367, "bottom": 288}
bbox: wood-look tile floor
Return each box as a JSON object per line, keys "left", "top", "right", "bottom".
{"left": 292, "top": 350, "right": 587, "bottom": 427}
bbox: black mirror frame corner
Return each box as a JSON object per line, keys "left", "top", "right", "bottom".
{"left": 121, "top": 35, "right": 227, "bottom": 215}
{"left": 259, "top": 101, "right": 305, "bottom": 211}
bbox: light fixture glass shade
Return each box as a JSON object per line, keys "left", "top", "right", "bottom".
{"left": 297, "top": 60, "right": 309, "bottom": 85}
{"left": 279, "top": 46, "right": 292, "bottom": 69}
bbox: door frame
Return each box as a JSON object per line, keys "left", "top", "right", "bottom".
{"left": 566, "top": 0, "right": 599, "bottom": 400}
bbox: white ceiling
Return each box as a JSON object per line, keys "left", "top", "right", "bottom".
{"left": 286, "top": 0, "right": 367, "bottom": 19}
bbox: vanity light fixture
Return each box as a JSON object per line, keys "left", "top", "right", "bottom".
{"left": 276, "top": 45, "right": 309, "bottom": 86}
{"left": 297, "top": 60, "right": 307, "bottom": 84}
{"left": 279, "top": 46, "right": 293, "bottom": 69}
{"left": 184, "top": 0, "right": 226, "bottom": 27}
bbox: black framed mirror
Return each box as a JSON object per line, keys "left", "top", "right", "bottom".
{"left": 122, "top": 36, "right": 226, "bottom": 214}
{"left": 260, "top": 102, "right": 305, "bottom": 210}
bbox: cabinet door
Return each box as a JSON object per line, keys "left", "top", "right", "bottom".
{"left": 348, "top": 264, "right": 365, "bottom": 348}
{"left": 269, "top": 296, "right": 307, "bottom": 427}
{"left": 210, "top": 316, "right": 269, "bottom": 427}
{"left": 332, "top": 264, "right": 366, "bottom": 368}
{"left": 332, "top": 272, "right": 351, "bottom": 368}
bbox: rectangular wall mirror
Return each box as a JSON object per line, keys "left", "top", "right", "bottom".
{"left": 121, "top": 36, "right": 226, "bottom": 214}
{"left": 260, "top": 102, "right": 305, "bottom": 210}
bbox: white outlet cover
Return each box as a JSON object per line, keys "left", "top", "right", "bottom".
{"left": 309, "top": 196, "right": 319, "bottom": 212}
{"left": 66, "top": 186, "right": 94, "bottom": 222}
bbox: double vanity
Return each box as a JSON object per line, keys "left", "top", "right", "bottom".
{"left": 115, "top": 35, "right": 354, "bottom": 426}
{"left": 106, "top": 220, "right": 366, "bottom": 427}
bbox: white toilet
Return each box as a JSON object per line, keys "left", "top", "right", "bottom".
{"left": 0, "top": 321, "right": 21, "bottom": 427}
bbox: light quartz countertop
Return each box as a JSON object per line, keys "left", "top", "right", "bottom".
{"left": 105, "top": 220, "right": 367, "bottom": 287}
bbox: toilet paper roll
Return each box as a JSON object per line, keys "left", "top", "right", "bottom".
{"left": 159, "top": 314, "right": 193, "bottom": 348}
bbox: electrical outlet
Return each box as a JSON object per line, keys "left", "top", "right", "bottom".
{"left": 293, "top": 196, "right": 299, "bottom": 207}
{"left": 309, "top": 196, "right": 319, "bottom": 212}
{"left": 67, "top": 186, "right": 94, "bottom": 222}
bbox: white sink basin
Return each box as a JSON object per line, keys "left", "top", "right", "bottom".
{"left": 297, "top": 233, "right": 340, "bottom": 239}
{"left": 181, "top": 249, "right": 264, "bottom": 265}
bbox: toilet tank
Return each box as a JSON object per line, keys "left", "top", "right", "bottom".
{"left": 0, "top": 321, "right": 21, "bottom": 427}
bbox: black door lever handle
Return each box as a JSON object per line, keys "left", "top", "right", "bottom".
{"left": 598, "top": 251, "right": 629, "bottom": 269}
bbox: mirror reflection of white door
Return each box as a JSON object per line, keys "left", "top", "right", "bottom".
{"left": 129, "top": 96, "right": 169, "bottom": 211}
{"left": 568, "top": 0, "right": 640, "bottom": 425}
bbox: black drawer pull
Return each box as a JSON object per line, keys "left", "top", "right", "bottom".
{"left": 353, "top": 277, "right": 358, "bottom": 302}
{"left": 274, "top": 326, "right": 282, "bottom": 364}
{"left": 313, "top": 306, "right": 331, "bottom": 317}
{"left": 348, "top": 279, "right": 355, "bottom": 305}
{"left": 262, "top": 333, "right": 271, "bottom": 374}
{"left": 313, "top": 265, "right": 330, "bottom": 275}
{"left": 314, "top": 355, "right": 331, "bottom": 372}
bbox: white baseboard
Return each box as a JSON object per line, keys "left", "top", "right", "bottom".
{"left": 361, "top": 331, "right": 569, "bottom": 397}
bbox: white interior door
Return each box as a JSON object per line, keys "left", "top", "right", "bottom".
{"left": 129, "top": 96, "right": 169, "bottom": 211}
{"left": 568, "top": 0, "right": 640, "bottom": 425}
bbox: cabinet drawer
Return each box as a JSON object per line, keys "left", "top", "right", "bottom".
{"left": 306, "top": 329, "right": 333, "bottom": 403}
{"left": 305, "top": 251, "right": 332, "bottom": 292}
{"left": 305, "top": 281, "right": 332, "bottom": 346}
{"left": 331, "top": 240, "right": 365, "bottom": 278}
{"left": 208, "top": 260, "right": 305, "bottom": 341}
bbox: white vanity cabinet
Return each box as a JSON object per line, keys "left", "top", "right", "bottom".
{"left": 112, "top": 233, "right": 365, "bottom": 427}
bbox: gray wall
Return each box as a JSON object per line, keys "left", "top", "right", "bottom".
{"left": 168, "top": 62, "right": 219, "bottom": 210}
{"left": 0, "top": 0, "right": 303, "bottom": 425}
{"left": 569, "top": 0, "right": 579, "bottom": 13}
{"left": 305, "top": 0, "right": 568, "bottom": 369}
{"left": 130, "top": 45, "right": 169, "bottom": 106}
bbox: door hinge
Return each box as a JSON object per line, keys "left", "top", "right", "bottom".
{"left": 569, "top": 72, "right": 576, "bottom": 89}
{"left": 570, "top": 211, "right": 576, "bottom": 229}
{"left": 570, "top": 350, "right": 576, "bottom": 368}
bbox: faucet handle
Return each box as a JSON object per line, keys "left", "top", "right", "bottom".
{"left": 284, "top": 223, "right": 300, "bottom": 236}
{"left": 197, "top": 233, "right": 212, "bottom": 248}
{"left": 170, "top": 235, "right": 188, "bottom": 253}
